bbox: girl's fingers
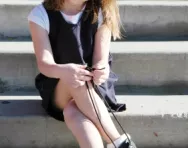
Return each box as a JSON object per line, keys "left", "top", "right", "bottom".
{"left": 77, "top": 80, "right": 85, "bottom": 86}
{"left": 78, "top": 75, "right": 93, "bottom": 81}
{"left": 93, "top": 79, "right": 101, "bottom": 85}
{"left": 72, "top": 80, "right": 85, "bottom": 88}
{"left": 96, "top": 74, "right": 109, "bottom": 80}
{"left": 93, "top": 77, "right": 106, "bottom": 85}
{"left": 79, "top": 69, "right": 93, "bottom": 76}
{"left": 77, "top": 64, "right": 87, "bottom": 69}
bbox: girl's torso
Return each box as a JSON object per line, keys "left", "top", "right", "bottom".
{"left": 27, "top": 4, "right": 103, "bottom": 34}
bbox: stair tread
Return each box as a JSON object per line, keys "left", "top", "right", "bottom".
{"left": 1, "top": 41, "right": 188, "bottom": 54}
{"left": 0, "top": 94, "right": 188, "bottom": 118}
{"left": 1, "top": 0, "right": 188, "bottom": 6}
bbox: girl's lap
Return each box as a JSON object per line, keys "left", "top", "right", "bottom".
{"left": 35, "top": 70, "right": 120, "bottom": 121}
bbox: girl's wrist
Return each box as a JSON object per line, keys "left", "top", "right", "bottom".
{"left": 92, "top": 61, "right": 109, "bottom": 69}
{"left": 51, "top": 63, "right": 67, "bottom": 79}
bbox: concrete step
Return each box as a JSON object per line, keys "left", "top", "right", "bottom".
{"left": 0, "top": 93, "right": 188, "bottom": 148}
{"left": 1, "top": 41, "right": 188, "bottom": 91}
{"left": 1, "top": 0, "right": 188, "bottom": 39}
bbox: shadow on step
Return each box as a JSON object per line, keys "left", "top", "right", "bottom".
{"left": 115, "top": 81, "right": 188, "bottom": 95}
{"left": 1, "top": 81, "right": 188, "bottom": 96}
{"left": 0, "top": 99, "right": 46, "bottom": 117}
{"left": 115, "top": 35, "right": 188, "bottom": 42}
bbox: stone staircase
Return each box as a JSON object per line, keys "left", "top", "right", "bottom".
{"left": 0, "top": 0, "right": 188, "bottom": 147}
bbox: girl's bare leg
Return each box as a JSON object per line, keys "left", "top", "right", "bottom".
{"left": 63, "top": 100, "right": 104, "bottom": 148}
{"left": 55, "top": 79, "right": 121, "bottom": 144}
{"left": 69, "top": 82, "right": 121, "bottom": 143}
{"left": 55, "top": 80, "right": 104, "bottom": 148}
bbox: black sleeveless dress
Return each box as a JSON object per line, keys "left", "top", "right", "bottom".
{"left": 35, "top": 3, "right": 126, "bottom": 121}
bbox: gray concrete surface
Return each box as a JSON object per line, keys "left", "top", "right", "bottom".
{"left": 1, "top": 41, "right": 188, "bottom": 91}
{"left": 111, "top": 42, "right": 188, "bottom": 86}
{"left": 1, "top": 1, "right": 188, "bottom": 38}
{"left": 0, "top": 94, "right": 188, "bottom": 147}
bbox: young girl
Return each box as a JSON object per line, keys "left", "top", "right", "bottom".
{"left": 28, "top": 0, "right": 136, "bottom": 147}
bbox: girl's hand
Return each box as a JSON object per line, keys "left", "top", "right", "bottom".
{"left": 61, "top": 64, "right": 93, "bottom": 88}
{"left": 92, "top": 64, "right": 110, "bottom": 85}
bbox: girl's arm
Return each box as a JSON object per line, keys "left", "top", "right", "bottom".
{"left": 29, "top": 21, "right": 63, "bottom": 79}
{"left": 92, "top": 25, "right": 111, "bottom": 85}
{"left": 92, "top": 25, "right": 111, "bottom": 69}
{"left": 29, "top": 22, "right": 93, "bottom": 87}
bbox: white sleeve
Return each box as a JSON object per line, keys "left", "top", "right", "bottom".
{"left": 98, "top": 8, "right": 104, "bottom": 28}
{"left": 27, "top": 4, "right": 50, "bottom": 34}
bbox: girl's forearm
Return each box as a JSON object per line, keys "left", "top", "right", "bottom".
{"left": 92, "top": 59, "right": 108, "bottom": 70}
{"left": 93, "top": 25, "right": 111, "bottom": 68}
{"left": 38, "top": 62, "right": 65, "bottom": 79}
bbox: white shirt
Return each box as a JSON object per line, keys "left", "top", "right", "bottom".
{"left": 27, "top": 4, "right": 104, "bottom": 34}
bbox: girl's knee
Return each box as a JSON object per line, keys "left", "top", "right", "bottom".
{"left": 68, "top": 81, "right": 93, "bottom": 96}
{"left": 58, "top": 79, "right": 88, "bottom": 97}
{"left": 63, "top": 100, "right": 92, "bottom": 124}
{"left": 63, "top": 100, "right": 78, "bottom": 122}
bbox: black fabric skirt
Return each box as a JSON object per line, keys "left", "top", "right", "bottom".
{"left": 35, "top": 68, "right": 126, "bottom": 122}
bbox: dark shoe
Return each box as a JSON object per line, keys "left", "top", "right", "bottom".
{"left": 119, "top": 135, "right": 137, "bottom": 148}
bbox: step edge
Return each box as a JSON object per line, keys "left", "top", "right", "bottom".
{"left": 1, "top": 41, "right": 188, "bottom": 54}
{"left": 1, "top": 0, "right": 188, "bottom": 6}
{"left": 0, "top": 95, "right": 188, "bottom": 118}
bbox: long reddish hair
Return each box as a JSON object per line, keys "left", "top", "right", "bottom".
{"left": 43, "top": 0, "right": 121, "bottom": 40}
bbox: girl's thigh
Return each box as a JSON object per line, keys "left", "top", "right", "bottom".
{"left": 54, "top": 79, "right": 73, "bottom": 110}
